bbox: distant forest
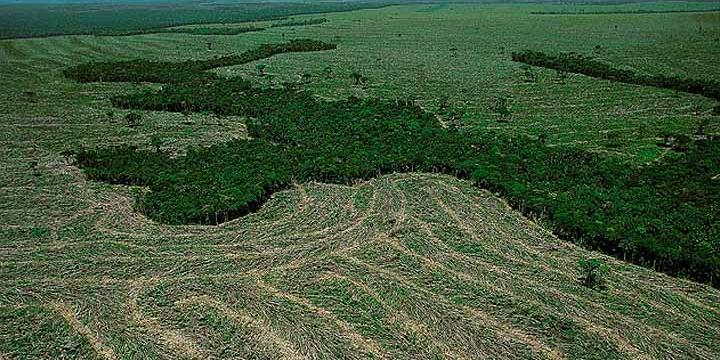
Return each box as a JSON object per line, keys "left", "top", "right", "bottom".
{"left": 0, "top": 1, "right": 392, "bottom": 39}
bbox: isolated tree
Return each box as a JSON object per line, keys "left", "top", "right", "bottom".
{"left": 125, "top": 112, "right": 142, "bottom": 127}
{"left": 150, "top": 135, "right": 163, "bottom": 153}
{"left": 493, "top": 96, "right": 511, "bottom": 117}
{"left": 520, "top": 64, "right": 536, "bottom": 83}
{"left": 256, "top": 63, "right": 267, "bottom": 76}
{"left": 578, "top": 258, "right": 609, "bottom": 289}
{"left": 350, "top": 71, "right": 366, "bottom": 85}
{"left": 538, "top": 132, "right": 548, "bottom": 145}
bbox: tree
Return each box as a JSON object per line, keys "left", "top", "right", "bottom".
{"left": 493, "top": 96, "right": 511, "bottom": 118}
{"left": 150, "top": 135, "right": 163, "bottom": 153}
{"left": 256, "top": 63, "right": 267, "bottom": 76}
{"left": 350, "top": 71, "right": 366, "bottom": 85}
{"left": 125, "top": 112, "right": 142, "bottom": 127}
{"left": 578, "top": 258, "right": 609, "bottom": 289}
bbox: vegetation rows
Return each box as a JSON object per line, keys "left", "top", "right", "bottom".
{"left": 65, "top": 41, "right": 720, "bottom": 286}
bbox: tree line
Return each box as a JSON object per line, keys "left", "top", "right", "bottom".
{"left": 512, "top": 50, "right": 720, "bottom": 101}
{"left": 270, "top": 18, "right": 328, "bottom": 28}
{"left": 63, "top": 39, "right": 336, "bottom": 84}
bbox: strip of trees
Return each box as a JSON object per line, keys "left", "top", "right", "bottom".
{"left": 270, "top": 18, "right": 328, "bottom": 28}
{"left": 63, "top": 39, "right": 336, "bottom": 83}
{"left": 512, "top": 50, "right": 720, "bottom": 101}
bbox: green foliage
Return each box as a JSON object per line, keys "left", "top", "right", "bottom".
{"left": 512, "top": 50, "right": 720, "bottom": 101}
{"left": 578, "top": 258, "right": 609, "bottom": 289}
{"left": 63, "top": 39, "right": 337, "bottom": 84}
{"left": 73, "top": 72, "right": 720, "bottom": 286}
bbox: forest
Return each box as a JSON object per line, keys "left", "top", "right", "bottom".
{"left": 0, "top": 1, "right": 386, "bottom": 39}
{"left": 66, "top": 42, "right": 720, "bottom": 286}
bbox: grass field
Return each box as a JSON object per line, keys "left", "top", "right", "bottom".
{"left": 1, "top": 1, "right": 720, "bottom": 358}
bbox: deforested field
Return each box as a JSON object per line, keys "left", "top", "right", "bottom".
{"left": 1, "top": 1, "right": 720, "bottom": 359}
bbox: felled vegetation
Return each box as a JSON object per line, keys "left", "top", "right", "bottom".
{"left": 72, "top": 64, "right": 720, "bottom": 285}
{"left": 512, "top": 50, "right": 720, "bottom": 101}
{"left": 271, "top": 18, "right": 328, "bottom": 28}
{"left": 62, "top": 39, "right": 336, "bottom": 84}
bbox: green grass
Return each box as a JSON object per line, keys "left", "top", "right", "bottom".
{"left": 1, "top": 2, "right": 720, "bottom": 359}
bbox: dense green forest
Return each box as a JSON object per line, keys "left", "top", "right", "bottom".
{"left": 66, "top": 42, "right": 720, "bottom": 286}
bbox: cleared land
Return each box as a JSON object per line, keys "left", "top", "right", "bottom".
{"left": 1, "top": 2, "right": 719, "bottom": 358}
{"left": 2, "top": 172, "right": 719, "bottom": 358}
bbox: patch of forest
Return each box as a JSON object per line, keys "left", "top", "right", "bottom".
{"left": 512, "top": 50, "right": 720, "bottom": 101}
{"left": 68, "top": 49, "right": 720, "bottom": 286}
{"left": 62, "top": 39, "right": 336, "bottom": 84}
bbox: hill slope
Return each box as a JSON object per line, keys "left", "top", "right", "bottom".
{"left": 1, "top": 172, "right": 719, "bottom": 359}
